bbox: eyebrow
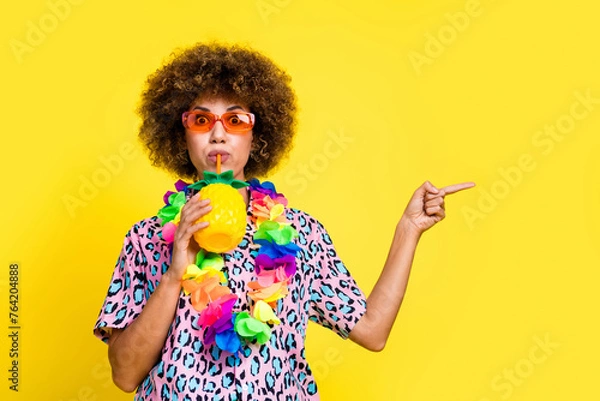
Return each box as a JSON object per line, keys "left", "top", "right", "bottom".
{"left": 192, "top": 105, "right": 246, "bottom": 112}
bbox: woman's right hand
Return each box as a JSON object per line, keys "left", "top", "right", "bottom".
{"left": 108, "top": 193, "right": 213, "bottom": 392}
{"left": 164, "top": 193, "right": 212, "bottom": 282}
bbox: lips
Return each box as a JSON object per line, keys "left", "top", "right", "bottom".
{"left": 208, "top": 150, "right": 229, "bottom": 164}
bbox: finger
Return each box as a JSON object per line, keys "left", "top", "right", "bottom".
{"left": 426, "top": 205, "right": 446, "bottom": 219}
{"left": 181, "top": 198, "right": 211, "bottom": 217}
{"left": 422, "top": 180, "right": 439, "bottom": 194}
{"left": 425, "top": 205, "right": 443, "bottom": 216}
{"left": 180, "top": 205, "right": 213, "bottom": 228}
{"left": 186, "top": 200, "right": 212, "bottom": 215}
{"left": 441, "top": 182, "right": 476, "bottom": 195}
{"left": 425, "top": 197, "right": 444, "bottom": 209}
{"left": 175, "top": 202, "right": 212, "bottom": 245}
{"left": 425, "top": 190, "right": 446, "bottom": 201}
{"left": 424, "top": 200, "right": 435, "bottom": 209}
{"left": 414, "top": 181, "right": 439, "bottom": 200}
{"left": 185, "top": 220, "right": 210, "bottom": 235}
{"left": 197, "top": 198, "right": 210, "bottom": 207}
{"left": 182, "top": 196, "right": 210, "bottom": 211}
{"left": 185, "top": 192, "right": 202, "bottom": 203}
{"left": 174, "top": 220, "right": 209, "bottom": 245}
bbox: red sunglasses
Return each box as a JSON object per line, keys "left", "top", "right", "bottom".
{"left": 182, "top": 111, "right": 255, "bottom": 134}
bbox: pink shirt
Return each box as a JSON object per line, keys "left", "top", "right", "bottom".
{"left": 94, "top": 196, "right": 367, "bottom": 400}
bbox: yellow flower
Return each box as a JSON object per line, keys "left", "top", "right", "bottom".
{"left": 253, "top": 300, "right": 281, "bottom": 325}
{"left": 181, "top": 264, "right": 226, "bottom": 295}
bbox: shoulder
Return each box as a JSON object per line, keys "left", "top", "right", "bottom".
{"left": 122, "top": 215, "right": 165, "bottom": 246}
{"left": 116, "top": 216, "right": 172, "bottom": 274}
{"left": 128, "top": 215, "right": 161, "bottom": 234}
{"left": 286, "top": 207, "right": 335, "bottom": 248}
{"left": 286, "top": 207, "right": 325, "bottom": 231}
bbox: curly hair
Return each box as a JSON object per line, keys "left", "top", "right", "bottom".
{"left": 137, "top": 42, "right": 297, "bottom": 180}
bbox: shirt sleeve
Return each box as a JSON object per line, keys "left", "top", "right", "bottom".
{"left": 306, "top": 217, "right": 367, "bottom": 339}
{"left": 93, "top": 223, "right": 149, "bottom": 343}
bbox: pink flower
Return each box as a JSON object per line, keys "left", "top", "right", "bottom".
{"left": 198, "top": 293, "right": 238, "bottom": 327}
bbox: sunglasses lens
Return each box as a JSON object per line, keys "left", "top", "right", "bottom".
{"left": 182, "top": 111, "right": 254, "bottom": 133}
{"left": 222, "top": 112, "right": 254, "bottom": 133}
{"left": 184, "top": 112, "right": 214, "bottom": 132}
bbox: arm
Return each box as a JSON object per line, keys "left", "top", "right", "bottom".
{"left": 349, "top": 181, "right": 475, "bottom": 351}
{"left": 107, "top": 194, "right": 211, "bottom": 392}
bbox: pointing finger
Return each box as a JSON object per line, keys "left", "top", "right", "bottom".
{"left": 441, "top": 182, "right": 476, "bottom": 195}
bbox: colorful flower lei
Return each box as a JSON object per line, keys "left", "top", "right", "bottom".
{"left": 157, "top": 177, "right": 301, "bottom": 354}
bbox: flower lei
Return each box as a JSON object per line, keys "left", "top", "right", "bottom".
{"left": 157, "top": 178, "right": 301, "bottom": 354}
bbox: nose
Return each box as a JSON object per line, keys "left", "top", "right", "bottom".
{"left": 209, "top": 120, "right": 227, "bottom": 143}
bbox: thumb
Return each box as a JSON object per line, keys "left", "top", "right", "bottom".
{"left": 415, "top": 180, "right": 439, "bottom": 198}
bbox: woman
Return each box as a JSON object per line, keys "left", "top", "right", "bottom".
{"left": 94, "top": 42, "right": 474, "bottom": 400}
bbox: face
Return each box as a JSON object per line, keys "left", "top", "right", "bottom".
{"left": 184, "top": 97, "right": 254, "bottom": 181}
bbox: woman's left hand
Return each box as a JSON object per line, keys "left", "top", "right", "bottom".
{"left": 350, "top": 179, "right": 476, "bottom": 351}
{"left": 401, "top": 180, "right": 476, "bottom": 235}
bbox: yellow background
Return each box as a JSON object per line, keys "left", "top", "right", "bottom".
{"left": 2, "top": 0, "right": 599, "bottom": 400}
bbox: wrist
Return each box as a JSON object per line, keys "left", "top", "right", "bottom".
{"left": 397, "top": 215, "right": 423, "bottom": 241}
{"left": 161, "top": 270, "right": 183, "bottom": 289}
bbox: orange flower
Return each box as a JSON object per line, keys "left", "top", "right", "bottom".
{"left": 251, "top": 195, "right": 288, "bottom": 226}
{"left": 247, "top": 280, "right": 289, "bottom": 307}
{"left": 182, "top": 275, "right": 231, "bottom": 312}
